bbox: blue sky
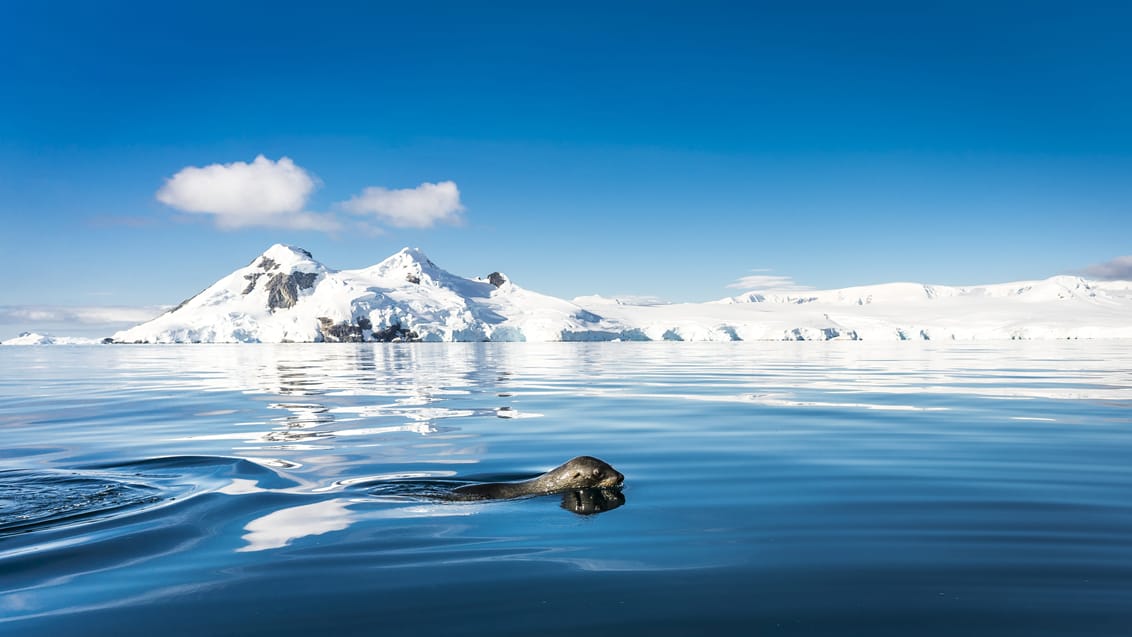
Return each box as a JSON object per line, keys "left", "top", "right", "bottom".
{"left": 2, "top": 1, "right": 1131, "bottom": 338}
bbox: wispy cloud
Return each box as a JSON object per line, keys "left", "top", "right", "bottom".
{"left": 156, "top": 155, "right": 338, "bottom": 231}
{"left": 1079, "top": 255, "right": 1132, "bottom": 281}
{"left": 341, "top": 181, "right": 465, "bottom": 229}
{"left": 727, "top": 270, "right": 812, "bottom": 292}
{"left": 1, "top": 304, "right": 166, "bottom": 339}
{"left": 0, "top": 305, "right": 165, "bottom": 325}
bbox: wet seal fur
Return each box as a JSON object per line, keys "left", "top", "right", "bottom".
{"left": 451, "top": 456, "right": 624, "bottom": 501}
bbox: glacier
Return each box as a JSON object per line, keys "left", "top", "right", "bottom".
{"left": 10, "top": 244, "right": 1129, "bottom": 344}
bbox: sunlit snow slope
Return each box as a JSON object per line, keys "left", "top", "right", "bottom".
{"left": 109, "top": 245, "right": 1132, "bottom": 343}
{"left": 112, "top": 245, "right": 624, "bottom": 343}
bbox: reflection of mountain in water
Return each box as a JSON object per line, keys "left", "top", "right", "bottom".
{"left": 159, "top": 345, "right": 526, "bottom": 457}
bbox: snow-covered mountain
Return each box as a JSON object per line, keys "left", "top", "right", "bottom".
{"left": 111, "top": 244, "right": 626, "bottom": 343}
{"left": 104, "top": 245, "right": 1132, "bottom": 343}
{"left": 617, "top": 276, "right": 1132, "bottom": 341}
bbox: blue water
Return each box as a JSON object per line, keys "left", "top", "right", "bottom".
{"left": 2, "top": 342, "right": 1132, "bottom": 636}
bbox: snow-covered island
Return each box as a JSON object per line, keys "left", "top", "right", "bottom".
{"left": 0, "top": 332, "right": 104, "bottom": 346}
{"left": 91, "top": 244, "right": 1132, "bottom": 344}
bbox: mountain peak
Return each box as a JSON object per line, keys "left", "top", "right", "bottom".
{"left": 389, "top": 246, "right": 434, "bottom": 266}
{"left": 253, "top": 244, "right": 319, "bottom": 270}
{"left": 366, "top": 247, "right": 440, "bottom": 284}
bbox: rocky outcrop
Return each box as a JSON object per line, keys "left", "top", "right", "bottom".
{"left": 317, "top": 317, "right": 369, "bottom": 342}
{"left": 242, "top": 272, "right": 264, "bottom": 294}
{"left": 317, "top": 316, "right": 419, "bottom": 342}
{"left": 371, "top": 323, "right": 419, "bottom": 342}
{"left": 487, "top": 272, "right": 507, "bottom": 287}
{"left": 266, "top": 272, "right": 320, "bottom": 310}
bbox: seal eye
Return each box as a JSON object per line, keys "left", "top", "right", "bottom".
{"left": 573, "top": 471, "right": 582, "bottom": 479}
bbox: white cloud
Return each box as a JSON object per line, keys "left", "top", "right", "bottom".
{"left": 727, "top": 270, "right": 812, "bottom": 292}
{"left": 1079, "top": 255, "right": 1132, "bottom": 281}
{"left": 340, "top": 181, "right": 464, "bottom": 228}
{"left": 156, "top": 156, "right": 338, "bottom": 231}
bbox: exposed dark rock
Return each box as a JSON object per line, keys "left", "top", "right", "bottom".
{"left": 318, "top": 317, "right": 366, "bottom": 342}
{"left": 265, "top": 271, "right": 320, "bottom": 310}
{"left": 250, "top": 246, "right": 311, "bottom": 266}
{"left": 487, "top": 272, "right": 507, "bottom": 287}
{"left": 406, "top": 273, "right": 421, "bottom": 284}
{"left": 371, "top": 323, "right": 419, "bottom": 342}
{"left": 242, "top": 272, "right": 264, "bottom": 294}
{"left": 166, "top": 299, "right": 190, "bottom": 315}
{"left": 317, "top": 315, "right": 417, "bottom": 343}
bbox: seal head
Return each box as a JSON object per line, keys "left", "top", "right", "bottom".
{"left": 538, "top": 456, "right": 624, "bottom": 492}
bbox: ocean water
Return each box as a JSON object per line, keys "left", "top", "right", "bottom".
{"left": 2, "top": 342, "right": 1131, "bottom": 636}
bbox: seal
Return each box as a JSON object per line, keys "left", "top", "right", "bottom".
{"left": 451, "top": 456, "right": 624, "bottom": 501}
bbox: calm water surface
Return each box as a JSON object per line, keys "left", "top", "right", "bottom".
{"left": 2, "top": 342, "right": 1131, "bottom": 636}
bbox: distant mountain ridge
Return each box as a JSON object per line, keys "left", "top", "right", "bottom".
{"left": 718, "top": 276, "right": 1126, "bottom": 306}
{"left": 87, "top": 244, "right": 1132, "bottom": 343}
{"left": 0, "top": 332, "right": 103, "bottom": 346}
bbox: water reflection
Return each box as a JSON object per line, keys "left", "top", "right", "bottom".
{"left": 0, "top": 470, "right": 163, "bottom": 537}
{"left": 559, "top": 488, "right": 626, "bottom": 515}
{"left": 3, "top": 342, "right": 1132, "bottom": 635}
{"left": 236, "top": 487, "right": 627, "bottom": 554}
{"left": 267, "top": 402, "right": 334, "bottom": 427}
{"left": 20, "top": 341, "right": 1129, "bottom": 408}
{"left": 237, "top": 498, "right": 354, "bottom": 552}
{"left": 362, "top": 478, "right": 627, "bottom": 517}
